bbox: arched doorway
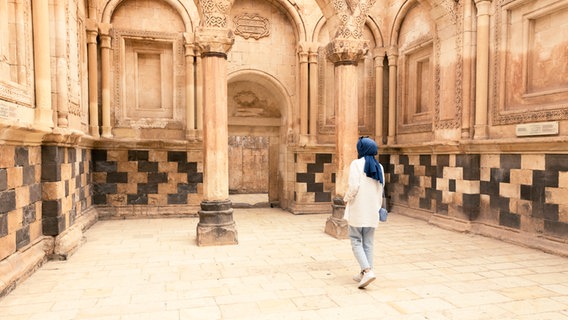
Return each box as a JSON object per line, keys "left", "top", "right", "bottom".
{"left": 227, "top": 71, "right": 289, "bottom": 208}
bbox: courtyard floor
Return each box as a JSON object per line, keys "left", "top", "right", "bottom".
{"left": 1, "top": 205, "right": 567, "bottom": 319}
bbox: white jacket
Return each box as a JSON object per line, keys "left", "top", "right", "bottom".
{"left": 343, "top": 157, "right": 385, "bottom": 228}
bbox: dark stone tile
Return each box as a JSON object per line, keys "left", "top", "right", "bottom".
{"left": 0, "top": 213, "right": 7, "bottom": 237}
{"left": 500, "top": 154, "right": 521, "bottom": 170}
{"left": 65, "top": 180, "right": 69, "bottom": 197}
{"left": 499, "top": 211, "right": 520, "bottom": 229}
{"left": 296, "top": 173, "right": 314, "bottom": 183}
{"left": 68, "top": 148, "right": 76, "bottom": 163}
{"left": 425, "top": 165, "right": 437, "bottom": 177}
{"left": 107, "top": 172, "right": 128, "bottom": 183}
{"left": 520, "top": 185, "right": 531, "bottom": 201}
{"left": 75, "top": 175, "right": 82, "bottom": 189}
{"left": 545, "top": 154, "right": 568, "bottom": 172}
{"left": 168, "top": 151, "right": 187, "bottom": 163}
{"left": 399, "top": 155, "right": 409, "bottom": 165}
{"left": 128, "top": 150, "right": 149, "bottom": 161}
{"left": 94, "top": 183, "right": 117, "bottom": 195}
{"left": 178, "top": 162, "right": 197, "bottom": 173}
{"left": 307, "top": 163, "right": 324, "bottom": 173}
{"left": 15, "top": 147, "right": 29, "bottom": 166}
{"left": 378, "top": 154, "right": 390, "bottom": 169}
{"left": 138, "top": 161, "right": 158, "bottom": 173}
{"left": 42, "top": 200, "right": 62, "bottom": 218}
{"left": 185, "top": 183, "right": 198, "bottom": 194}
{"left": 0, "top": 190, "right": 16, "bottom": 214}
{"left": 315, "top": 192, "right": 331, "bottom": 202}
{"left": 532, "top": 170, "right": 546, "bottom": 189}
{"left": 127, "top": 194, "right": 148, "bottom": 205}
{"left": 543, "top": 204, "right": 559, "bottom": 221}
{"left": 138, "top": 183, "right": 158, "bottom": 194}
{"left": 419, "top": 197, "right": 431, "bottom": 210}
{"left": 419, "top": 155, "right": 431, "bottom": 166}
{"left": 42, "top": 146, "right": 64, "bottom": 164}
{"left": 168, "top": 193, "right": 187, "bottom": 204}
{"left": 436, "top": 154, "right": 450, "bottom": 167}
{"left": 544, "top": 170, "right": 559, "bottom": 188}
{"left": 490, "top": 168, "right": 509, "bottom": 183}
{"left": 148, "top": 172, "right": 168, "bottom": 184}
{"left": 316, "top": 153, "right": 332, "bottom": 164}
{"left": 71, "top": 164, "right": 76, "bottom": 178}
{"left": 91, "top": 149, "right": 107, "bottom": 162}
{"left": 0, "top": 168, "right": 7, "bottom": 191}
{"left": 409, "top": 175, "right": 420, "bottom": 187}
{"left": 307, "top": 182, "right": 323, "bottom": 192}
{"left": 404, "top": 165, "right": 414, "bottom": 175}
{"left": 449, "top": 179, "right": 456, "bottom": 192}
{"left": 22, "top": 203, "right": 36, "bottom": 225}
{"left": 463, "top": 194, "right": 480, "bottom": 220}
{"left": 29, "top": 183, "right": 41, "bottom": 203}
{"left": 42, "top": 216, "right": 65, "bottom": 236}
{"left": 331, "top": 173, "right": 335, "bottom": 183}
{"left": 93, "top": 194, "right": 107, "bottom": 205}
{"left": 544, "top": 220, "right": 568, "bottom": 238}
{"left": 457, "top": 154, "right": 481, "bottom": 180}
{"left": 41, "top": 163, "right": 61, "bottom": 182}
{"left": 16, "top": 226, "right": 30, "bottom": 250}
{"left": 187, "top": 172, "right": 203, "bottom": 183}
{"left": 499, "top": 197, "right": 510, "bottom": 212}
{"left": 93, "top": 161, "right": 117, "bottom": 173}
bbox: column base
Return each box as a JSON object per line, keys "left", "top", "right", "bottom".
{"left": 474, "top": 124, "right": 489, "bottom": 140}
{"left": 196, "top": 199, "right": 238, "bottom": 246}
{"left": 324, "top": 197, "right": 348, "bottom": 239}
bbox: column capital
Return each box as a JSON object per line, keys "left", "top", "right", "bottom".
{"left": 326, "top": 38, "right": 368, "bottom": 65}
{"left": 475, "top": 0, "right": 492, "bottom": 14}
{"left": 372, "top": 47, "right": 387, "bottom": 59}
{"left": 98, "top": 23, "right": 112, "bottom": 36}
{"left": 195, "top": 27, "right": 234, "bottom": 56}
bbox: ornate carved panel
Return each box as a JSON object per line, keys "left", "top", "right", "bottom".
{"left": 493, "top": 0, "right": 568, "bottom": 125}
{"left": 0, "top": 0, "right": 33, "bottom": 109}
{"left": 233, "top": 13, "right": 270, "bottom": 40}
{"left": 112, "top": 30, "right": 185, "bottom": 128}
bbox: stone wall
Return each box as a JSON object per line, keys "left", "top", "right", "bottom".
{"left": 389, "top": 150, "right": 568, "bottom": 251}
{"left": 92, "top": 149, "right": 203, "bottom": 218}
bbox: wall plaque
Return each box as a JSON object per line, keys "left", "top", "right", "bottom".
{"left": 515, "top": 121, "right": 559, "bottom": 137}
{"left": 0, "top": 104, "right": 16, "bottom": 119}
{"left": 234, "top": 13, "right": 270, "bottom": 40}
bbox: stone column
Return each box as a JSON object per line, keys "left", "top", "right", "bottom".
{"left": 55, "top": 0, "right": 68, "bottom": 128}
{"left": 184, "top": 33, "right": 197, "bottom": 139}
{"left": 195, "top": 27, "right": 237, "bottom": 246}
{"left": 461, "top": 0, "right": 475, "bottom": 139}
{"left": 99, "top": 23, "right": 112, "bottom": 138}
{"left": 32, "top": 0, "right": 54, "bottom": 130}
{"left": 387, "top": 48, "right": 398, "bottom": 145}
{"left": 195, "top": 54, "right": 203, "bottom": 131}
{"left": 298, "top": 43, "right": 309, "bottom": 136}
{"left": 373, "top": 48, "right": 385, "bottom": 141}
{"left": 324, "top": 38, "right": 368, "bottom": 239}
{"left": 86, "top": 19, "right": 99, "bottom": 137}
{"left": 473, "top": 0, "right": 491, "bottom": 140}
{"left": 308, "top": 46, "right": 319, "bottom": 141}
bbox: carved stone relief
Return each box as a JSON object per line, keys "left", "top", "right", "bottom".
{"left": 112, "top": 30, "right": 185, "bottom": 128}
{"left": 0, "top": 0, "right": 33, "bottom": 109}
{"left": 493, "top": 0, "right": 568, "bottom": 125}
{"left": 233, "top": 13, "right": 270, "bottom": 40}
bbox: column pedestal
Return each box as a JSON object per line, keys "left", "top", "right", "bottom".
{"left": 325, "top": 197, "right": 348, "bottom": 239}
{"left": 196, "top": 200, "right": 238, "bottom": 246}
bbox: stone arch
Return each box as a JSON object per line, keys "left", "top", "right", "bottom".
{"left": 226, "top": 69, "right": 291, "bottom": 205}
{"left": 101, "top": 0, "right": 197, "bottom": 31}
{"left": 312, "top": 16, "right": 384, "bottom": 47}
{"left": 252, "top": 0, "right": 307, "bottom": 42}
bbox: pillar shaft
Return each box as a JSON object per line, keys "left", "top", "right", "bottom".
{"left": 387, "top": 49, "right": 398, "bottom": 145}
{"left": 86, "top": 19, "right": 99, "bottom": 137}
{"left": 299, "top": 50, "right": 309, "bottom": 135}
{"left": 195, "top": 26, "right": 237, "bottom": 246}
{"left": 373, "top": 48, "right": 385, "bottom": 141}
{"left": 474, "top": 0, "right": 491, "bottom": 139}
{"left": 32, "top": 0, "right": 53, "bottom": 129}
{"left": 99, "top": 24, "right": 112, "bottom": 138}
{"left": 308, "top": 50, "right": 318, "bottom": 139}
{"left": 324, "top": 38, "right": 368, "bottom": 239}
{"left": 184, "top": 33, "right": 196, "bottom": 138}
{"left": 55, "top": 0, "right": 68, "bottom": 128}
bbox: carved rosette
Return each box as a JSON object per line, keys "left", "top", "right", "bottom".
{"left": 326, "top": 38, "right": 369, "bottom": 64}
{"left": 195, "top": 27, "right": 235, "bottom": 55}
{"left": 199, "top": 0, "right": 233, "bottom": 28}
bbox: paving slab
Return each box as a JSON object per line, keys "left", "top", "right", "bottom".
{"left": 0, "top": 208, "right": 567, "bottom": 319}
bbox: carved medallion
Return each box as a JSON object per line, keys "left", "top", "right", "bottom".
{"left": 233, "top": 13, "right": 270, "bottom": 40}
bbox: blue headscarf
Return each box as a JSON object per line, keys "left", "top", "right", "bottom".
{"left": 357, "top": 137, "right": 383, "bottom": 184}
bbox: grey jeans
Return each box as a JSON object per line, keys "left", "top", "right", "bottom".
{"left": 348, "top": 226, "right": 375, "bottom": 271}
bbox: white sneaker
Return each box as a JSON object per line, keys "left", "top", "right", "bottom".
{"left": 358, "top": 270, "right": 376, "bottom": 289}
{"left": 353, "top": 271, "right": 364, "bottom": 282}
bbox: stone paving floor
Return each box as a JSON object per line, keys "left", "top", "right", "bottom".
{"left": 1, "top": 208, "right": 568, "bottom": 320}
